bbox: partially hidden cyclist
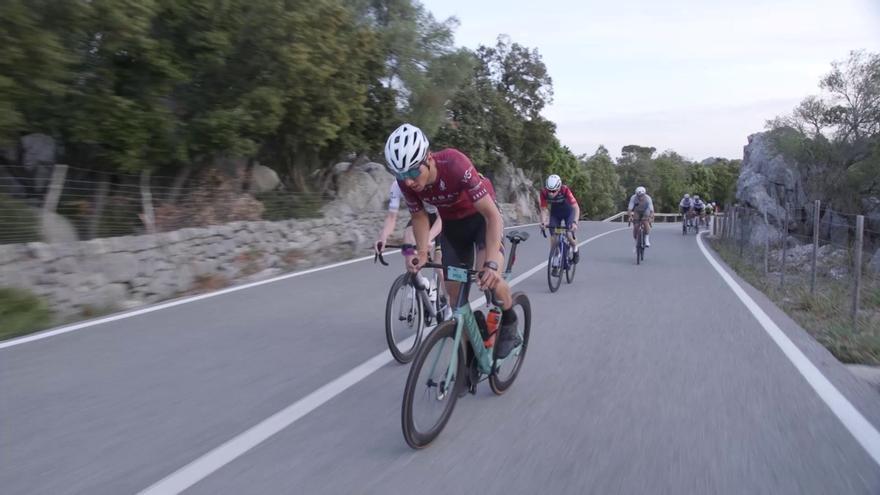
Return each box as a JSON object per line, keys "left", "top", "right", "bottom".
{"left": 627, "top": 186, "right": 654, "bottom": 247}
{"left": 374, "top": 181, "right": 450, "bottom": 320}
{"left": 693, "top": 195, "right": 706, "bottom": 226}
{"left": 383, "top": 123, "right": 521, "bottom": 359}
{"left": 679, "top": 193, "right": 694, "bottom": 225}
{"left": 539, "top": 174, "right": 581, "bottom": 264}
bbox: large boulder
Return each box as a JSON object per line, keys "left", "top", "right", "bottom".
{"left": 863, "top": 197, "right": 880, "bottom": 234}
{"left": 736, "top": 132, "right": 807, "bottom": 226}
{"left": 333, "top": 161, "right": 393, "bottom": 212}
{"left": 248, "top": 164, "right": 281, "bottom": 194}
{"left": 485, "top": 155, "right": 539, "bottom": 222}
{"left": 39, "top": 209, "right": 79, "bottom": 243}
{"left": 818, "top": 208, "right": 851, "bottom": 247}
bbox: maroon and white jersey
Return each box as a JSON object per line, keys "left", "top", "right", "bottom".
{"left": 399, "top": 148, "right": 492, "bottom": 221}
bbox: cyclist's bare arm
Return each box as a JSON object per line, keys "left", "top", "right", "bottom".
{"left": 375, "top": 210, "right": 398, "bottom": 252}
{"left": 474, "top": 196, "right": 504, "bottom": 270}
{"left": 473, "top": 195, "right": 511, "bottom": 308}
{"left": 428, "top": 215, "right": 442, "bottom": 243}
{"left": 540, "top": 206, "right": 549, "bottom": 227}
{"left": 410, "top": 209, "right": 431, "bottom": 271}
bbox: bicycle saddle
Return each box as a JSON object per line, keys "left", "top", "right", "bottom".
{"left": 505, "top": 230, "right": 529, "bottom": 243}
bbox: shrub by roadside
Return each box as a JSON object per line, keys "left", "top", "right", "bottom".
{"left": 709, "top": 239, "right": 880, "bottom": 365}
{"left": 0, "top": 288, "right": 52, "bottom": 341}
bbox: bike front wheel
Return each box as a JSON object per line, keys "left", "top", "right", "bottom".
{"left": 401, "top": 320, "right": 465, "bottom": 448}
{"left": 385, "top": 273, "right": 424, "bottom": 364}
{"left": 547, "top": 244, "right": 563, "bottom": 292}
{"left": 489, "top": 292, "right": 532, "bottom": 395}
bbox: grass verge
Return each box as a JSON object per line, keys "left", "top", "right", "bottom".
{"left": 0, "top": 287, "right": 52, "bottom": 341}
{"left": 709, "top": 238, "right": 880, "bottom": 365}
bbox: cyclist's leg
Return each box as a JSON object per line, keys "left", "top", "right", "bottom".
{"left": 472, "top": 220, "right": 519, "bottom": 359}
{"left": 566, "top": 212, "right": 578, "bottom": 254}
{"left": 438, "top": 215, "right": 482, "bottom": 307}
{"left": 403, "top": 221, "right": 416, "bottom": 270}
{"left": 439, "top": 233, "right": 464, "bottom": 307}
{"left": 548, "top": 214, "right": 562, "bottom": 252}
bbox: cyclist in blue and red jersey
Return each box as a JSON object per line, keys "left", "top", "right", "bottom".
{"left": 383, "top": 123, "right": 520, "bottom": 359}
{"left": 539, "top": 174, "right": 581, "bottom": 263}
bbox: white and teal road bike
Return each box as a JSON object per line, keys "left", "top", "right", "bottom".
{"left": 400, "top": 230, "right": 532, "bottom": 449}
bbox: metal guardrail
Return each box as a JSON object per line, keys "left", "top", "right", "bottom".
{"left": 602, "top": 211, "right": 723, "bottom": 223}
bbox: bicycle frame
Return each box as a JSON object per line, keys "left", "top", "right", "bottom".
{"left": 552, "top": 227, "right": 570, "bottom": 269}
{"left": 422, "top": 258, "right": 523, "bottom": 393}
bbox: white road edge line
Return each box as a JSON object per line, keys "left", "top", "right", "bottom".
{"left": 0, "top": 224, "right": 542, "bottom": 350}
{"left": 696, "top": 232, "right": 880, "bottom": 467}
{"left": 138, "top": 227, "right": 627, "bottom": 495}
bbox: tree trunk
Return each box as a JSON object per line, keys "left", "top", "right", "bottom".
{"left": 167, "top": 164, "right": 193, "bottom": 204}
{"left": 140, "top": 170, "right": 156, "bottom": 234}
{"left": 241, "top": 158, "right": 255, "bottom": 194}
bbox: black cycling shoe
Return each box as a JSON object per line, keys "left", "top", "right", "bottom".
{"left": 494, "top": 315, "right": 522, "bottom": 360}
{"left": 572, "top": 250, "right": 580, "bottom": 264}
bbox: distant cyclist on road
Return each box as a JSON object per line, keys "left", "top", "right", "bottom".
{"left": 383, "top": 123, "right": 520, "bottom": 359}
{"left": 539, "top": 174, "right": 581, "bottom": 264}
{"left": 693, "top": 195, "right": 706, "bottom": 226}
{"left": 680, "top": 193, "right": 694, "bottom": 225}
{"left": 627, "top": 186, "right": 654, "bottom": 247}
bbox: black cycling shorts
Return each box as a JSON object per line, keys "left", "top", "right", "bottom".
{"left": 406, "top": 212, "right": 438, "bottom": 229}
{"left": 439, "top": 213, "right": 494, "bottom": 269}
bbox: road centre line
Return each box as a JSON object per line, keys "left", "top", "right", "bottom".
{"left": 138, "top": 227, "right": 627, "bottom": 494}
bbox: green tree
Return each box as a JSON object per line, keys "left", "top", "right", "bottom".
{"left": 652, "top": 151, "right": 688, "bottom": 212}
{"left": 350, "top": 0, "right": 471, "bottom": 136}
{"left": 619, "top": 144, "right": 656, "bottom": 165}
{"left": 60, "top": 0, "right": 182, "bottom": 172}
{"left": 582, "top": 145, "right": 622, "bottom": 219}
{"left": 685, "top": 162, "right": 715, "bottom": 200}
{"left": 477, "top": 35, "right": 553, "bottom": 120}
{"left": 0, "top": 0, "right": 73, "bottom": 144}
{"left": 708, "top": 160, "right": 741, "bottom": 205}
{"left": 766, "top": 50, "right": 880, "bottom": 210}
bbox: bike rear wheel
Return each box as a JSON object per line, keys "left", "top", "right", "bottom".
{"left": 385, "top": 273, "right": 424, "bottom": 364}
{"left": 547, "top": 244, "right": 563, "bottom": 292}
{"left": 401, "top": 320, "right": 465, "bottom": 448}
{"left": 636, "top": 228, "right": 644, "bottom": 265}
{"left": 489, "top": 292, "right": 532, "bottom": 395}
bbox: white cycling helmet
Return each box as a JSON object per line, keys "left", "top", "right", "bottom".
{"left": 684, "top": 193, "right": 690, "bottom": 199}
{"left": 546, "top": 174, "right": 562, "bottom": 191}
{"left": 384, "top": 123, "right": 429, "bottom": 177}
{"left": 635, "top": 186, "right": 646, "bottom": 195}
{"left": 694, "top": 194, "right": 700, "bottom": 200}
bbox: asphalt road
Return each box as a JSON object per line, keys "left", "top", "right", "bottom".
{"left": 2, "top": 221, "right": 880, "bottom": 494}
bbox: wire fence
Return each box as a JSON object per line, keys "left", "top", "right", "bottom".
{"left": 711, "top": 202, "right": 880, "bottom": 364}
{"left": 0, "top": 164, "right": 326, "bottom": 244}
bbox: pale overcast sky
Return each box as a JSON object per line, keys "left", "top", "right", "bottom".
{"left": 419, "top": 0, "right": 880, "bottom": 161}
